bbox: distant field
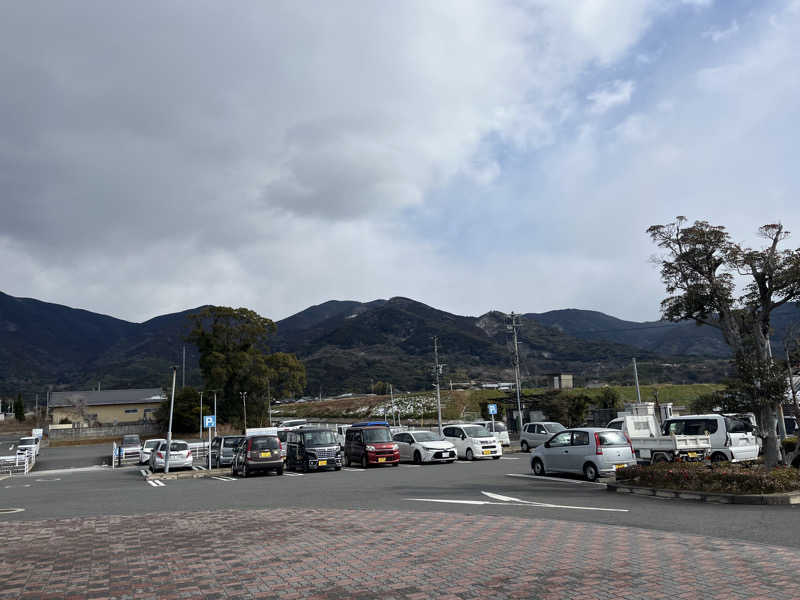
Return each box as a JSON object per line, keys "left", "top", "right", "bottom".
{"left": 273, "top": 383, "right": 725, "bottom": 421}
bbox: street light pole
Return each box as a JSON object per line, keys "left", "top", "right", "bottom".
{"left": 165, "top": 366, "right": 177, "bottom": 473}
{"left": 213, "top": 391, "right": 218, "bottom": 439}
{"left": 267, "top": 379, "right": 271, "bottom": 426}
{"left": 240, "top": 391, "right": 248, "bottom": 432}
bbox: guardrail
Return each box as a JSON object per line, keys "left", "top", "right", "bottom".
{"left": 0, "top": 450, "right": 34, "bottom": 475}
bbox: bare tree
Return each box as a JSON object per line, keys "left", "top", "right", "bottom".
{"left": 648, "top": 218, "right": 800, "bottom": 467}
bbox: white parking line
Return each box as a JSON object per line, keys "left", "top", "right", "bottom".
{"left": 192, "top": 466, "right": 207, "bottom": 471}
{"left": 505, "top": 473, "right": 606, "bottom": 486}
{"left": 211, "top": 476, "right": 236, "bottom": 481}
{"left": 146, "top": 480, "right": 166, "bottom": 487}
{"left": 342, "top": 467, "right": 365, "bottom": 472}
{"left": 500, "top": 457, "right": 520, "bottom": 460}
{"left": 283, "top": 472, "right": 304, "bottom": 477}
{"left": 400, "top": 464, "right": 421, "bottom": 468}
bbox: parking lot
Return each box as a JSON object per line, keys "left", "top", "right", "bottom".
{"left": 2, "top": 450, "right": 800, "bottom": 599}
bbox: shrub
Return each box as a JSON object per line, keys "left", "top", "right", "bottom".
{"left": 616, "top": 461, "right": 800, "bottom": 495}
{"left": 782, "top": 436, "right": 797, "bottom": 454}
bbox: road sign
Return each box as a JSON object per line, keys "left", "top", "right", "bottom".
{"left": 204, "top": 415, "right": 216, "bottom": 428}
{"left": 488, "top": 404, "right": 497, "bottom": 415}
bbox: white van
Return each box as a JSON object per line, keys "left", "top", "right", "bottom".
{"left": 443, "top": 424, "right": 502, "bottom": 460}
{"left": 661, "top": 414, "right": 758, "bottom": 463}
{"left": 473, "top": 420, "right": 511, "bottom": 446}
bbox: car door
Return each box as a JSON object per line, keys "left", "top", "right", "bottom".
{"left": 543, "top": 431, "right": 573, "bottom": 472}
{"left": 566, "top": 430, "right": 590, "bottom": 473}
{"left": 394, "top": 433, "right": 411, "bottom": 461}
{"left": 443, "top": 427, "right": 461, "bottom": 457}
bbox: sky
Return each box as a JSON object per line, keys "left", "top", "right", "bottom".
{"left": 1, "top": 0, "right": 799, "bottom": 324}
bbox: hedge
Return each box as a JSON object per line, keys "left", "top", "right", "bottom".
{"left": 616, "top": 461, "right": 800, "bottom": 495}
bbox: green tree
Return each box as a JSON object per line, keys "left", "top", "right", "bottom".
{"left": 14, "top": 394, "right": 25, "bottom": 422}
{"left": 187, "top": 306, "right": 306, "bottom": 424}
{"left": 648, "top": 218, "right": 800, "bottom": 467}
{"left": 155, "top": 386, "right": 201, "bottom": 434}
{"left": 596, "top": 387, "right": 621, "bottom": 411}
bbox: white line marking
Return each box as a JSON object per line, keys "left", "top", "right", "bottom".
{"left": 139, "top": 469, "right": 148, "bottom": 478}
{"left": 34, "top": 478, "right": 61, "bottom": 482}
{"left": 284, "top": 472, "right": 304, "bottom": 477}
{"left": 211, "top": 476, "right": 236, "bottom": 481}
{"left": 342, "top": 467, "right": 365, "bottom": 472}
{"left": 408, "top": 498, "right": 528, "bottom": 506}
{"left": 505, "top": 473, "right": 606, "bottom": 486}
{"left": 481, "top": 490, "right": 628, "bottom": 512}
{"left": 400, "top": 464, "right": 421, "bottom": 468}
{"left": 146, "top": 480, "right": 159, "bottom": 487}
{"left": 32, "top": 466, "right": 106, "bottom": 476}
{"left": 500, "top": 457, "right": 520, "bottom": 460}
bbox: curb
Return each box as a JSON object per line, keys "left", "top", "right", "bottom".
{"left": 146, "top": 468, "right": 233, "bottom": 481}
{"left": 607, "top": 482, "right": 800, "bottom": 505}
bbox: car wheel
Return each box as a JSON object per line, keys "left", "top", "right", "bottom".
{"left": 532, "top": 458, "right": 545, "bottom": 476}
{"left": 361, "top": 454, "right": 368, "bottom": 469}
{"left": 447, "top": 460, "right": 456, "bottom": 464}
{"left": 241, "top": 463, "right": 248, "bottom": 478}
{"left": 521, "top": 440, "right": 529, "bottom": 453}
{"left": 392, "top": 461, "right": 399, "bottom": 467}
{"left": 344, "top": 453, "right": 351, "bottom": 467}
{"left": 413, "top": 451, "right": 422, "bottom": 465}
{"left": 583, "top": 462, "right": 598, "bottom": 482}
{"left": 334, "top": 466, "right": 342, "bottom": 471}
{"left": 465, "top": 448, "right": 474, "bottom": 461}
{"left": 276, "top": 466, "right": 283, "bottom": 476}
{"left": 653, "top": 454, "right": 669, "bottom": 464}
{"left": 492, "top": 455, "right": 500, "bottom": 460}
{"left": 711, "top": 452, "right": 728, "bottom": 463}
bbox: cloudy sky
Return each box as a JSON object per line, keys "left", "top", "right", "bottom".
{"left": 2, "top": 0, "right": 799, "bottom": 323}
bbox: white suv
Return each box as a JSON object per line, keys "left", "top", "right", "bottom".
{"left": 443, "top": 424, "right": 502, "bottom": 460}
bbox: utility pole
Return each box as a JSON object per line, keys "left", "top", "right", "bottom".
{"left": 633, "top": 358, "right": 642, "bottom": 404}
{"left": 240, "top": 391, "right": 248, "bottom": 432}
{"left": 267, "top": 378, "right": 272, "bottom": 426}
{"left": 390, "top": 384, "right": 395, "bottom": 426}
{"left": 508, "top": 313, "right": 524, "bottom": 438}
{"left": 213, "top": 391, "right": 218, "bottom": 439}
{"left": 182, "top": 345, "right": 186, "bottom": 388}
{"left": 433, "top": 337, "right": 444, "bottom": 437}
{"left": 199, "top": 391, "right": 203, "bottom": 438}
{"left": 165, "top": 366, "right": 177, "bottom": 473}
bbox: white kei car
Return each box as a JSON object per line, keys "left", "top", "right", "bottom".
{"left": 443, "top": 424, "right": 502, "bottom": 460}
{"left": 392, "top": 430, "right": 457, "bottom": 464}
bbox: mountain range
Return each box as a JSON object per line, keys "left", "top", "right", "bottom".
{"left": 2, "top": 290, "right": 798, "bottom": 398}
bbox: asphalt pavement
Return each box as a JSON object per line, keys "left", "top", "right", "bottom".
{"left": 2, "top": 453, "right": 799, "bottom": 548}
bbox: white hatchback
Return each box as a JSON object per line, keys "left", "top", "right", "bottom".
{"left": 443, "top": 424, "right": 502, "bottom": 460}
{"left": 393, "top": 430, "right": 457, "bottom": 464}
{"left": 149, "top": 440, "right": 193, "bottom": 472}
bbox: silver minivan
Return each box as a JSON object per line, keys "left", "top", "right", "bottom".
{"left": 530, "top": 428, "right": 636, "bottom": 481}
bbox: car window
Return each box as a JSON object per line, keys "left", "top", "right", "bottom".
{"left": 549, "top": 431, "right": 572, "bottom": 447}
{"left": 443, "top": 427, "right": 455, "bottom": 437}
{"left": 363, "top": 428, "right": 392, "bottom": 443}
{"left": 304, "top": 431, "right": 338, "bottom": 445}
{"left": 606, "top": 420, "right": 623, "bottom": 430}
{"left": 250, "top": 436, "right": 279, "bottom": 450}
{"left": 544, "top": 423, "right": 565, "bottom": 433}
{"left": 462, "top": 425, "right": 491, "bottom": 438}
{"left": 412, "top": 431, "right": 438, "bottom": 442}
{"left": 170, "top": 442, "right": 189, "bottom": 451}
{"left": 572, "top": 431, "right": 590, "bottom": 446}
{"left": 596, "top": 431, "right": 628, "bottom": 446}
{"left": 725, "top": 417, "right": 751, "bottom": 433}
{"left": 223, "top": 437, "right": 244, "bottom": 448}
{"left": 144, "top": 440, "right": 161, "bottom": 449}
{"left": 664, "top": 420, "right": 683, "bottom": 435}
{"left": 19, "top": 437, "right": 36, "bottom": 445}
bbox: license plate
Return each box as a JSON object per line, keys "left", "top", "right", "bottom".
{"left": 260, "top": 451, "right": 271, "bottom": 458}
{"left": 378, "top": 457, "right": 386, "bottom": 463}
{"left": 615, "top": 464, "right": 625, "bottom": 470}
{"left": 482, "top": 450, "right": 491, "bottom": 455}
{"left": 687, "top": 452, "right": 698, "bottom": 458}
{"left": 318, "top": 459, "right": 327, "bottom": 466}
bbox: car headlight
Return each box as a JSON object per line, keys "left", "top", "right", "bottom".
{"left": 391, "top": 444, "right": 399, "bottom": 451}
{"left": 422, "top": 446, "right": 437, "bottom": 451}
{"left": 366, "top": 445, "right": 376, "bottom": 452}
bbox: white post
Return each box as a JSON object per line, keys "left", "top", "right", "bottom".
{"left": 208, "top": 420, "right": 212, "bottom": 470}
{"left": 165, "top": 366, "right": 177, "bottom": 473}
{"left": 213, "top": 392, "right": 218, "bottom": 439}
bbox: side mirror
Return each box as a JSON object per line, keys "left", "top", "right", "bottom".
{"left": 461, "top": 434, "right": 466, "bottom": 440}
{"left": 544, "top": 442, "right": 550, "bottom": 448}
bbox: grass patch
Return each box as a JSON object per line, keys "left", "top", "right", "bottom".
{"left": 616, "top": 461, "right": 800, "bottom": 495}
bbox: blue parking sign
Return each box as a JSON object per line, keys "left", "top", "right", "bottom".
{"left": 488, "top": 403, "right": 497, "bottom": 415}
{"left": 204, "top": 415, "right": 216, "bottom": 428}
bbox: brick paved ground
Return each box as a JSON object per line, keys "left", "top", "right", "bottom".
{"left": 1, "top": 508, "right": 799, "bottom": 599}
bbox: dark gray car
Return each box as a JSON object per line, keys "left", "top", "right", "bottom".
{"left": 210, "top": 435, "right": 245, "bottom": 468}
{"left": 231, "top": 435, "right": 284, "bottom": 477}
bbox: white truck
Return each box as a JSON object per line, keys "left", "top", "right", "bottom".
{"left": 607, "top": 415, "right": 711, "bottom": 464}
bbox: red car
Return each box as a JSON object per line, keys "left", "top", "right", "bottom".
{"left": 344, "top": 423, "right": 400, "bottom": 468}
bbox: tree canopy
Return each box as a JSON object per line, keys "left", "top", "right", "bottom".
{"left": 187, "top": 306, "right": 306, "bottom": 424}
{"left": 648, "top": 218, "right": 800, "bottom": 467}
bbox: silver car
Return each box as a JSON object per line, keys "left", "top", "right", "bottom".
{"left": 139, "top": 438, "right": 166, "bottom": 464}
{"left": 530, "top": 428, "right": 635, "bottom": 481}
{"left": 519, "top": 422, "right": 565, "bottom": 452}
{"left": 149, "top": 440, "right": 193, "bottom": 472}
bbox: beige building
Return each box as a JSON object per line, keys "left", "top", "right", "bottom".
{"left": 50, "top": 388, "right": 164, "bottom": 426}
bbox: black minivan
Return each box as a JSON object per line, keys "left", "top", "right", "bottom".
{"left": 231, "top": 435, "right": 284, "bottom": 477}
{"left": 285, "top": 428, "right": 343, "bottom": 472}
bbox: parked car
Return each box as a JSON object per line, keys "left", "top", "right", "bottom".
{"left": 149, "top": 440, "right": 193, "bottom": 472}
{"left": 335, "top": 424, "right": 350, "bottom": 447}
{"left": 210, "top": 435, "right": 246, "bottom": 468}
{"left": 783, "top": 415, "right": 798, "bottom": 436}
{"left": 606, "top": 415, "right": 710, "bottom": 464}
{"left": 519, "top": 422, "right": 565, "bottom": 452}
{"left": 276, "top": 428, "right": 289, "bottom": 461}
{"left": 344, "top": 423, "right": 400, "bottom": 468}
{"left": 473, "top": 420, "right": 511, "bottom": 446}
{"left": 139, "top": 438, "right": 166, "bottom": 464}
{"left": 442, "top": 424, "right": 502, "bottom": 460}
{"left": 279, "top": 419, "right": 308, "bottom": 429}
{"left": 286, "top": 428, "right": 342, "bottom": 472}
{"left": 662, "top": 414, "right": 759, "bottom": 463}
{"left": 120, "top": 434, "right": 141, "bottom": 459}
{"left": 393, "top": 430, "right": 457, "bottom": 464}
{"left": 231, "top": 435, "right": 284, "bottom": 477}
{"left": 16, "top": 436, "right": 40, "bottom": 458}
{"left": 530, "top": 428, "right": 636, "bottom": 481}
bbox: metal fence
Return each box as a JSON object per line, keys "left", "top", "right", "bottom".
{"left": 50, "top": 422, "right": 161, "bottom": 442}
{"left": 113, "top": 441, "right": 209, "bottom": 468}
{"left": 0, "top": 450, "right": 34, "bottom": 475}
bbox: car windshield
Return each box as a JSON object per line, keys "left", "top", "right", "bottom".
{"left": 19, "top": 437, "right": 36, "bottom": 445}
{"left": 143, "top": 440, "right": 161, "bottom": 449}
{"left": 486, "top": 422, "right": 507, "bottom": 432}
{"left": 363, "top": 428, "right": 392, "bottom": 442}
{"left": 462, "top": 425, "right": 491, "bottom": 438}
{"left": 122, "top": 436, "right": 140, "bottom": 445}
{"left": 304, "top": 431, "right": 338, "bottom": 445}
{"left": 725, "top": 417, "right": 753, "bottom": 433}
{"left": 596, "top": 431, "right": 628, "bottom": 446}
{"left": 277, "top": 431, "right": 288, "bottom": 442}
{"left": 413, "top": 432, "right": 439, "bottom": 442}
{"left": 250, "top": 436, "right": 279, "bottom": 450}
{"left": 223, "top": 437, "right": 244, "bottom": 448}
{"left": 544, "top": 423, "right": 565, "bottom": 433}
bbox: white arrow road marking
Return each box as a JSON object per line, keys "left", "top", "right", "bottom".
{"left": 408, "top": 498, "right": 530, "bottom": 506}
{"left": 480, "top": 490, "right": 628, "bottom": 512}
{"left": 506, "top": 473, "right": 606, "bottom": 486}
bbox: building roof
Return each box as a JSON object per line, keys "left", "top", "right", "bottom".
{"left": 49, "top": 388, "right": 164, "bottom": 408}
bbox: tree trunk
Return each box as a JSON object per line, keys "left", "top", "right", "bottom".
{"left": 761, "top": 403, "right": 780, "bottom": 468}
